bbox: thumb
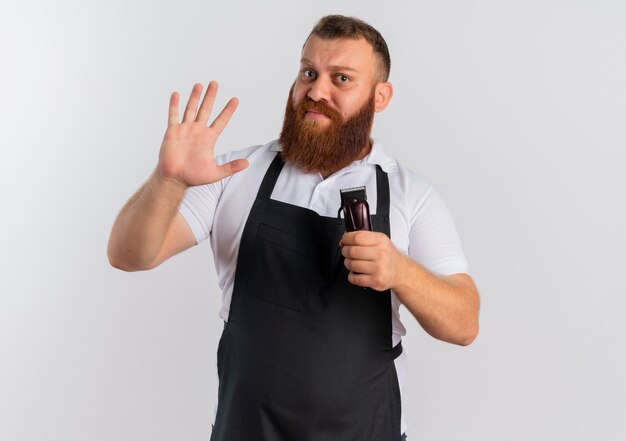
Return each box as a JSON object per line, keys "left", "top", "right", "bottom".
{"left": 214, "top": 159, "right": 249, "bottom": 181}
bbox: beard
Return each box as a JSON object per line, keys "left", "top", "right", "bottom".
{"left": 278, "top": 86, "right": 376, "bottom": 177}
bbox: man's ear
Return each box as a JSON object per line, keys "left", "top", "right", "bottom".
{"left": 374, "top": 82, "right": 393, "bottom": 112}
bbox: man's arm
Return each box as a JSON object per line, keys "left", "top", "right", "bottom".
{"left": 107, "top": 82, "right": 248, "bottom": 271}
{"left": 107, "top": 175, "right": 195, "bottom": 271}
{"left": 340, "top": 231, "right": 480, "bottom": 346}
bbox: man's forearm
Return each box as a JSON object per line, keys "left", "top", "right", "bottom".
{"left": 393, "top": 255, "right": 480, "bottom": 346}
{"left": 107, "top": 172, "right": 187, "bottom": 271}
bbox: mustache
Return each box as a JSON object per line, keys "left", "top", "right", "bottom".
{"left": 297, "top": 97, "right": 342, "bottom": 121}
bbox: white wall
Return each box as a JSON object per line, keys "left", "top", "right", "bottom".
{"left": 1, "top": 1, "right": 625, "bottom": 439}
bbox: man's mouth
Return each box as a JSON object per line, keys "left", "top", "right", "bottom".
{"left": 304, "top": 109, "right": 330, "bottom": 121}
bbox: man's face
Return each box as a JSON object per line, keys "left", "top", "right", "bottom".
{"left": 292, "top": 35, "right": 381, "bottom": 124}
{"left": 279, "top": 36, "right": 384, "bottom": 176}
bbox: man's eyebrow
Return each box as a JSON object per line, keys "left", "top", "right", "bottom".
{"left": 300, "top": 57, "right": 359, "bottom": 73}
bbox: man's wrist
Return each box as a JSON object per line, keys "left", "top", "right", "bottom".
{"left": 391, "top": 253, "right": 424, "bottom": 297}
{"left": 151, "top": 169, "right": 189, "bottom": 195}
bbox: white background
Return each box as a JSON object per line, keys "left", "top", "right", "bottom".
{"left": 1, "top": 1, "right": 625, "bottom": 440}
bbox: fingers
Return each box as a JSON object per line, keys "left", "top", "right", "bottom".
{"left": 345, "top": 262, "right": 390, "bottom": 292}
{"left": 196, "top": 81, "right": 218, "bottom": 124}
{"left": 340, "top": 231, "right": 381, "bottom": 247}
{"left": 210, "top": 97, "right": 239, "bottom": 134}
{"left": 171, "top": 82, "right": 238, "bottom": 130}
{"left": 168, "top": 92, "right": 180, "bottom": 126}
{"left": 344, "top": 258, "right": 375, "bottom": 274}
{"left": 341, "top": 244, "right": 377, "bottom": 261}
{"left": 341, "top": 231, "right": 387, "bottom": 260}
{"left": 347, "top": 271, "right": 386, "bottom": 291}
{"left": 347, "top": 271, "right": 370, "bottom": 288}
{"left": 182, "top": 83, "right": 203, "bottom": 123}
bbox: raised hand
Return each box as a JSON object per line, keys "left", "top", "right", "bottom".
{"left": 156, "top": 81, "right": 249, "bottom": 188}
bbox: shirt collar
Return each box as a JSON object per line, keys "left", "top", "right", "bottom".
{"left": 270, "top": 138, "right": 398, "bottom": 174}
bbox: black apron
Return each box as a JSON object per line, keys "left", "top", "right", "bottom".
{"left": 210, "top": 153, "right": 403, "bottom": 441}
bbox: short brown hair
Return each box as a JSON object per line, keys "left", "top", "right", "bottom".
{"left": 307, "top": 15, "right": 391, "bottom": 82}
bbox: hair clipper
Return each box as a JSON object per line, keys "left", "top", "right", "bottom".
{"left": 339, "top": 186, "right": 372, "bottom": 232}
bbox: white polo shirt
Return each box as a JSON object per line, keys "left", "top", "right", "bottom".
{"left": 179, "top": 139, "right": 470, "bottom": 434}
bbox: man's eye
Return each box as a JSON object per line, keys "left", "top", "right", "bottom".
{"left": 336, "top": 75, "right": 350, "bottom": 83}
{"left": 303, "top": 70, "right": 316, "bottom": 79}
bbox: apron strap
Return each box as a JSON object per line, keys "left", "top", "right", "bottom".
{"left": 375, "top": 164, "right": 390, "bottom": 216}
{"left": 256, "top": 153, "right": 285, "bottom": 199}
{"left": 391, "top": 341, "right": 403, "bottom": 360}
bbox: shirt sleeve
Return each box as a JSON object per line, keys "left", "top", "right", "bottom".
{"left": 177, "top": 152, "right": 232, "bottom": 244}
{"left": 407, "top": 186, "right": 470, "bottom": 276}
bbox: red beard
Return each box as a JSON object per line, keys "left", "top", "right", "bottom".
{"left": 279, "top": 87, "right": 375, "bottom": 177}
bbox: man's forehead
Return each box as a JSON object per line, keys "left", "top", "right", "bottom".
{"left": 300, "top": 35, "right": 376, "bottom": 71}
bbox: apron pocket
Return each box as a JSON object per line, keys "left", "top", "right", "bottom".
{"left": 245, "top": 223, "right": 320, "bottom": 312}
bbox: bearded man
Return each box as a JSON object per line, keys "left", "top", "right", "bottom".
{"left": 108, "top": 15, "right": 480, "bottom": 441}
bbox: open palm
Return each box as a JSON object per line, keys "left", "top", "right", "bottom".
{"left": 157, "top": 81, "right": 248, "bottom": 187}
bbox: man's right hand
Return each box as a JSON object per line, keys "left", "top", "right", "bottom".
{"left": 156, "top": 81, "right": 249, "bottom": 188}
{"left": 108, "top": 81, "right": 248, "bottom": 271}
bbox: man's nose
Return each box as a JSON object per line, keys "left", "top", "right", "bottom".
{"left": 307, "top": 77, "right": 331, "bottom": 102}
